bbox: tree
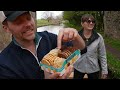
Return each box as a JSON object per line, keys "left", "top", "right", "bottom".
{"left": 42, "top": 11, "right": 54, "bottom": 22}
{"left": 0, "top": 23, "right": 11, "bottom": 51}
{"left": 104, "top": 11, "right": 120, "bottom": 39}
{"left": 63, "top": 11, "right": 104, "bottom": 32}
{"left": 56, "top": 15, "right": 63, "bottom": 24}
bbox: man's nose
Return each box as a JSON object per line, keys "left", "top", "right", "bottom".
{"left": 25, "top": 21, "right": 32, "bottom": 29}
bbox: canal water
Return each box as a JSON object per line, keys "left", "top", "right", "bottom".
{"left": 37, "top": 25, "right": 64, "bottom": 35}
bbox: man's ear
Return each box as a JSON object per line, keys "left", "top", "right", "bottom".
{"left": 2, "top": 25, "right": 11, "bottom": 33}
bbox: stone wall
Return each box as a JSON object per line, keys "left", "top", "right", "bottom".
{"left": 0, "top": 23, "right": 11, "bottom": 51}
{"left": 104, "top": 11, "right": 120, "bottom": 39}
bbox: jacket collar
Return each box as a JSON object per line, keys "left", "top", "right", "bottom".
{"left": 12, "top": 32, "right": 42, "bottom": 50}
{"left": 78, "top": 29, "right": 99, "bottom": 46}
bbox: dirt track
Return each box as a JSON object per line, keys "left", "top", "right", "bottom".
{"left": 105, "top": 44, "right": 120, "bottom": 59}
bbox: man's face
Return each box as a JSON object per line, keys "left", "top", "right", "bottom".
{"left": 4, "top": 12, "right": 36, "bottom": 42}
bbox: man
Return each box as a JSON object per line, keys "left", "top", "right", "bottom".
{"left": 0, "top": 11, "right": 85, "bottom": 79}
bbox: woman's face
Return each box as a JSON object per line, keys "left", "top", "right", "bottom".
{"left": 81, "top": 18, "right": 95, "bottom": 31}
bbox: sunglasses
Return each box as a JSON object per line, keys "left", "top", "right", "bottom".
{"left": 86, "top": 20, "right": 95, "bottom": 24}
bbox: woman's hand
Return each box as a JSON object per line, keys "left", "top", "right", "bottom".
{"left": 101, "top": 74, "right": 108, "bottom": 79}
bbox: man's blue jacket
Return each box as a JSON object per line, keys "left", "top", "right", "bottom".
{"left": 0, "top": 31, "right": 59, "bottom": 79}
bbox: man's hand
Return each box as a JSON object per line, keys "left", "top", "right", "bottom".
{"left": 44, "top": 65, "right": 73, "bottom": 79}
{"left": 57, "top": 65, "right": 73, "bottom": 79}
{"left": 57, "top": 28, "right": 85, "bottom": 50}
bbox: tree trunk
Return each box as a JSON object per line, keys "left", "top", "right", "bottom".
{"left": 104, "top": 11, "right": 120, "bottom": 39}
{"left": 0, "top": 23, "right": 11, "bottom": 51}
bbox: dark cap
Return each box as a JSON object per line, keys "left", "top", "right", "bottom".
{"left": 0, "top": 11, "right": 29, "bottom": 23}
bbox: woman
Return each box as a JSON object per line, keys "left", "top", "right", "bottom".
{"left": 73, "top": 14, "right": 108, "bottom": 79}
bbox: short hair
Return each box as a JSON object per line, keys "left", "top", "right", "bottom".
{"left": 81, "top": 14, "right": 95, "bottom": 23}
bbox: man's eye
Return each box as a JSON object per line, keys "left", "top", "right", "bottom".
{"left": 14, "top": 20, "right": 22, "bottom": 25}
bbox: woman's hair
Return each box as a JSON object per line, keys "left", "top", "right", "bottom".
{"left": 81, "top": 14, "right": 95, "bottom": 23}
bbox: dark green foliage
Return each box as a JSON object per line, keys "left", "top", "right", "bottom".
{"left": 107, "top": 52, "right": 120, "bottom": 79}
{"left": 63, "top": 11, "right": 104, "bottom": 31}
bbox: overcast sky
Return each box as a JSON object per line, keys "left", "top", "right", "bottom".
{"left": 36, "top": 11, "right": 63, "bottom": 19}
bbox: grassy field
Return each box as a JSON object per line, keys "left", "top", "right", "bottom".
{"left": 37, "top": 19, "right": 61, "bottom": 27}
{"left": 107, "top": 52, "right": 120, "bottom": 79}
{"left": 105, "top": 37, "right": 120, "bottom": 51}
{"left": 37, "top": 19, "right": 52, "bottom": 27}
{"left": 103, "top": 35, "right": 120, "bottom": 79}
{"left": 95, "top": 31, "right": 120, "bottom": 79}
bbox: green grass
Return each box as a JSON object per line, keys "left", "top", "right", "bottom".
{"left": 37, "top": 19, "right": 52, "bottom": 27}
{"left": 99, "top": 31, "right": 120, "bottom": 50}
{"left": 107, "top": 52, "right": 120, "bottom": 79}
{"left": 97, "top": 31, "right": 120, "bottom": 79}
{"left": 104, "top": 37, "right": 120, "bottom": 51}
{"left": 63, "top": 21, "right": 80, "bottom": 30}
{"left": 37, "top": 19, "right": 62, "bottom": 27}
